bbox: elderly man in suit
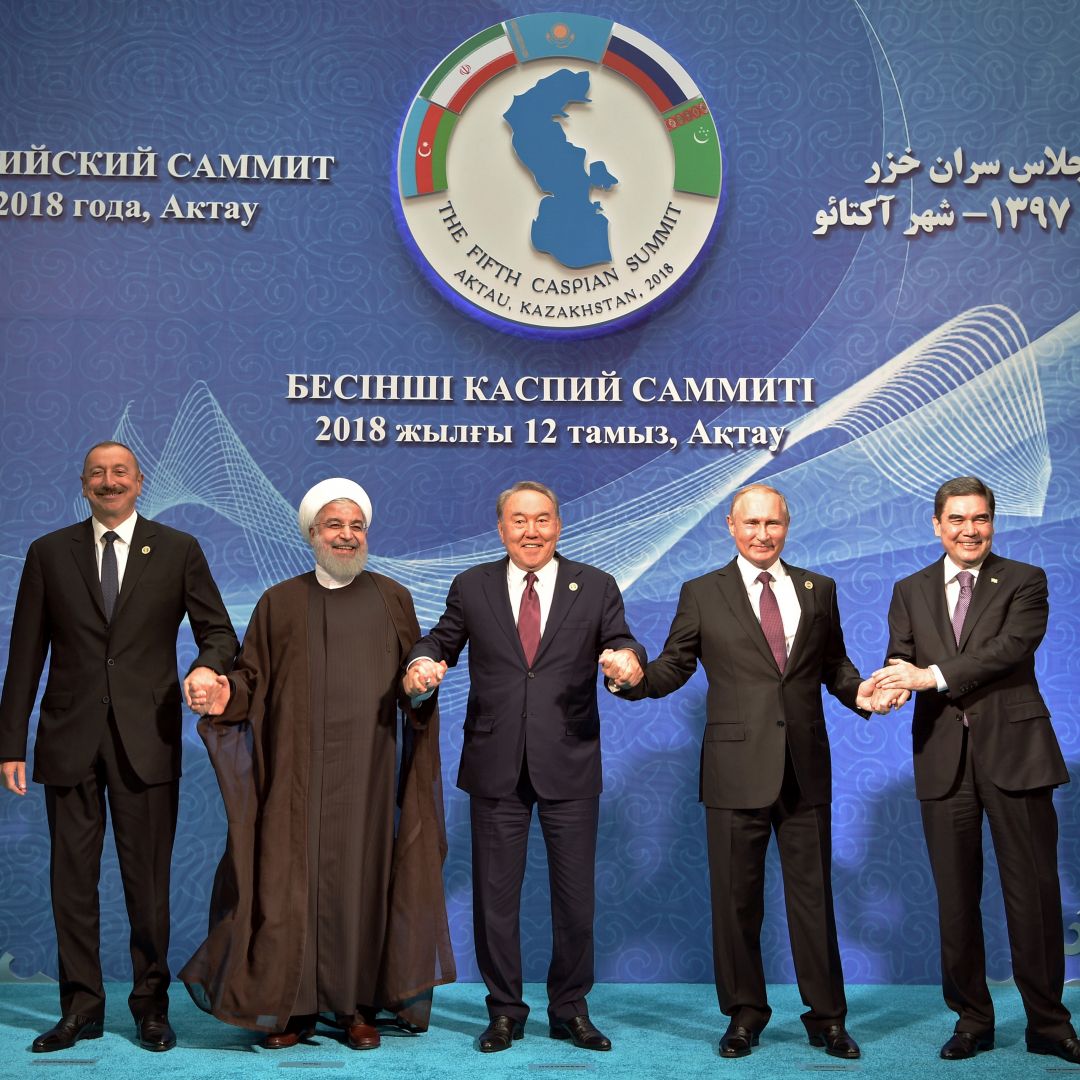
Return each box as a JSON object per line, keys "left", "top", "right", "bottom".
{"left": 403, "top": 480, "right": 644, "bottom": 1053}
{"left": 0, "top": 441, "right": 237, "bottom": 1054}
{"left": 621, "top": 483, "right": 877, "bottom": 1060}
{"left": 873, "top": 476, "right": 1079, "bottom": 1063}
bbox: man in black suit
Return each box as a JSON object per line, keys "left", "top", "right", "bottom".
{"left": 622, "top": 484, "right": 875, "bottom": 1060}
{"left": 0, "top": 441, "right": 237, "bottom": 1053}
{"left": 403, "top": 480, "right": 644, "bottom": 1053}
{"left": 873, "top": 476, "right": 1079, "bottom": 1063}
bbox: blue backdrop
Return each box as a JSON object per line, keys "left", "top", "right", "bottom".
{"left": 1, "top": 0, "right": 1078, "bottom": 988}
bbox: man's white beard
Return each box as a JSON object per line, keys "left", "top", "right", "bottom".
{"left": 313, "top": 541, "right": 368, "bottom": 583}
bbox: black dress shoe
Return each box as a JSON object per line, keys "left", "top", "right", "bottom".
{"left": 719, "top": 1023, "right": 759, "bottom": 1058}
{"left": 809, "top": 1024, "right": 861, "bottom": 1059}
{"left": 479, "top": 1015, "right": 524, "bottom": 1053}
{"left": 549, "top": 1015, "right": 612, "bottom": 1051}
{"left": 940, "top": 1031, "right": 993, "bottom": 1059}
{"left": 1027, "top": 1034, "right": 1080, "bottom": 1064}
{"left": 135, "top": 1014, "right": 176, "bottom": 1052}
{"left": 32, "top": 1015, "right": 104, "bottom": 1053}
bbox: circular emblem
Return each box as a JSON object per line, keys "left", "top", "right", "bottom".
{"left": 396, "top": 13, "right": 723, "bottom": 337}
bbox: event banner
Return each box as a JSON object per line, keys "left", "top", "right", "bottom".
{"left": 0, "top": 0, "right": 1077, "bottom": 986}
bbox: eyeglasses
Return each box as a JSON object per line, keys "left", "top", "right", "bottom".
{"left": 313, "top": 519, "right": 368, "bottom": 534}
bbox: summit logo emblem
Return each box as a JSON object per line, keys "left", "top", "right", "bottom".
{"left": 397, "top": 13, "right": 723, "bottom": 337}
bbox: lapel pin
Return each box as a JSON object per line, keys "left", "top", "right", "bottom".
{"left": 141, "top": 546, "right": 151, "bottom": 555}
{"left": 569, "top": 582, "right": 579, "bottom": 592}
{"left": 804, "top": 581, "right": 813, "bottom": 589}
{"left": 990, "top": 577, "right": 998, "bottom": 584}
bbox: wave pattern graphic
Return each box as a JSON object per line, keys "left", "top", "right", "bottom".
{"left": 85, "top": 305, "right": 1048, "bottom": 628}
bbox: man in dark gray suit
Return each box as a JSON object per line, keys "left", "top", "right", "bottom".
{"left": 621, "top": 484, "right": 876, "bottom": 1060}
{"left": 404, "top": 480, "right": 644, "bottom": 1054}
{"left": 0, "top": 441, "right": 237, "bottom": 1054}
{"left": 874, "top": 476, "right": 1079, "bottom": 1063}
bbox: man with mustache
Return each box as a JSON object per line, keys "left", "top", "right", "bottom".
{"left": 182, "top": 478, "right": 454, "bottom": 1051}
{"left": 619, "top": 484, "right": 878, "bottom": 1061}
{"left": 0, "top": 441, "right": 237, "bottom": 1054}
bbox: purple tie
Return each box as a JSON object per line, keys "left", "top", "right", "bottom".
{"left": 518, "top": 571, "right": 540, "bottom": 666}
{"left": 951, "top": 570, "right": 974, "bottom": 645}
{"left": 757, "top": 571, "right": 787, "bottom": 673}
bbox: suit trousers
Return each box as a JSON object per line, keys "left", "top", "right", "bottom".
{"left": 705, "top": 747, "right": 846, "bottom": 1034}
{"left": 920, "top": 725, "right": 1072, "bottom": 1040}
{"left": 43, "top": 709, "right": 178, "bottom": 1020}
{"left": 469, "top": 761, "right": 598, "bottom": 1024}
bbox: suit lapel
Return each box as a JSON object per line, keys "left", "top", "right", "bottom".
{"left": 70, "top": 519, "right": 106, "bottom": 619}
{"left": 481, "top": 557, "right": 523, "bottom": 659}
{"left": 958, "top": 552, "right": 1001, "bottom": 650}
{"left": 535, "top": 556, "right": 582, "bottom": 663}
{"left": 785, "top": 561, "right": 815, "bottom": 671}
{"left": 112, "top": 516, "right": 156, "bottom": 621}
{"left": 715, "top": 560, "right": 777, "bottom": 671}
{"left": 916, "top": 560, "right": 955, "bottom": 655}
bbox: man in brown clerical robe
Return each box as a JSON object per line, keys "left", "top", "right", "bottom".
{"left": 180, "top": 478, "right": 454, "bottom": 1051}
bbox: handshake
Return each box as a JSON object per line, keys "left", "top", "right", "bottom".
{"left": 857, "top": 658, "right": 937, "bottom": 714}
{"left": 402, "top": 649, "right": 645, "bottom": 700}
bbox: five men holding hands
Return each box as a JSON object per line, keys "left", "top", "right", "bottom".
{"left": 1, "top": 454, "right": 1075, "bottom": 1064}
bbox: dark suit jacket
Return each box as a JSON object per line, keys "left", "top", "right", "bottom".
{"left": 627, "top": 558, "right": 865, "bottom": 810}
{"left": 885, "top": 551, "right": 1068, "bottom": 800}
{"left": 0, "top": 515, "right": 237, "bottom": 787}
{"left": 407, "top": 554, "right": 644, "bottom": 800}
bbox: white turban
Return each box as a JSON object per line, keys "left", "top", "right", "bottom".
{"left": 297, "top": 478, "right": 373, "bottom": 540}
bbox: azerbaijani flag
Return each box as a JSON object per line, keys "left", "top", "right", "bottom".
{"left": 399, "top": 97, "right": 458, "bottom": 198}
{"left": 420, "top": 23, "right": 517, "bottom": 114}
{"left": 603, "top": 23, "right": 698, "bottom": 113}
{"left": 664, "top": 97, "right": 722, "bottom": 198}
{"left": 503, "top": 12, "right": 613, "bottom": 63}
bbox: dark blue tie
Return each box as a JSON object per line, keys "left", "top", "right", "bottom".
{"left": 101, "top": 531, "right": 119, "bottom": 620}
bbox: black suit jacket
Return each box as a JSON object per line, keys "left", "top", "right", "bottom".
{"left": 0, "top": 515, "right": 237, "bottom": 786}
{"left": 627, "top": 558, "right": 865, "bottom": 809}
{"left": 885, "top": 551, "right": 1068, "bottom": 800}
{"left": 407, "top": 554, "right": 644, "bottom": 800}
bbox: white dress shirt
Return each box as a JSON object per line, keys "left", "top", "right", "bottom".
{"left": 736, "top": 554, "right": 801, "bottom": 659}
{"left": 931, "top": 554, "right": 985, "bottom": 691}
{"left": 92, "top": 511, "right": 138, "bottom": 589}
{"left": 506, "top": 555, "right": 559, "bottom": 637}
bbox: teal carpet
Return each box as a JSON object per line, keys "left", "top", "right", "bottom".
{"left": 2, "top": 982, "right": 1078, "bottom": 1079}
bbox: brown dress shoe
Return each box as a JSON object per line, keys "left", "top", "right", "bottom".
{"left": 263, "top": 1016, "right": 316, "bottom": 1049}
{"left": 346, "top": 1019, "right": 380, "bottom": 1050}
{"left": 136, "top": 1014, "right": 176, "bottom": 1052}
{"left": 32, "top": 1015, "right": 104, "bottom": 1053}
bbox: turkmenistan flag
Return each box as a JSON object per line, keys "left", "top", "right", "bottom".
{"left": 399, "top": 97, "right": 458, "bottom": 198}
{"left": 664, "top": 98, "right": 722, "bottom": 198}
{"left": 420, "top": 23, "right": 517, "bottom": 114}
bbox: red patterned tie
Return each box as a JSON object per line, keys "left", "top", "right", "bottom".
{"left": 518, "top": 571, "right": 540, "bottom": 666}
{"left": 757, "top": 571, "right": 787, "bottom": 673}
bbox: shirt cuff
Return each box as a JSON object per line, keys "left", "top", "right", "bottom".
{"left": 929, "top": 664, "right": 947, "bottom": 692}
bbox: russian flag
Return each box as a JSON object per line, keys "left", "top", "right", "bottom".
{"left": 603, "top": 23, "right": 698, "bottom": 113}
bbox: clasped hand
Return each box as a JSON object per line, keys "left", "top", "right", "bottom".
{"left": 599, "top": 648, "right": 643, "bottom": 689}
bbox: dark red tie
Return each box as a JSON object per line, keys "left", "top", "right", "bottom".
{"left": 518, "top": 571, "right": 540, "bottom": 666}
{"left": 757, "top": 571, "right": 787, "bottom": 673}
